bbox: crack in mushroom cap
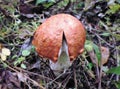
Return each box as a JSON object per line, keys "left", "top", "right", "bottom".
{"left": 32, "top": 13, "right": 86, "bottom": 62}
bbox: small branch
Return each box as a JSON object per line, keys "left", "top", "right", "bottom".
{"left": 73, "top": 68, "right": 77, "bottom": 89}
{"left": 94, "top": 32, "right": 114, "bottom": 48}
{"left": 61, "top": 73, "right": 72, "bottom": 89}
{"left": 107, "top": 74, "right": 115, "bottom": 86}
{"left": 26, "top": 76, "right": 46, "bottom": 89}
{"left": 97, "top": 35, "right": 102, "bottom": 89}
{"left": 0, "top": 60, "right": 45, "bottom": 89}
{"left": 47, "top": 72, "right": 70, "bottom": 86}
{"left": 83, "top": 72, "right": 90, "bottom": 86}
{"left": 92, "top": 32, "right": 102, "bottom": 89}
{"left": 115, "top": 44, "right": 119, "bottom": 81}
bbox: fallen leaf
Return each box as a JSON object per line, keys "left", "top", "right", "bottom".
{"left": 2, "top": 48, "right": 11, "bottom": 56}
{"left": 0, "top": 53, "right": 6, "bottom": 61}
{"left": 88, "top": 50, "right": 97, "bottom": 65}
{"left": 101, "top": 46, "right": 110, "bottom": 65}
{"left": 88, "top": 46, "right": 110, "bottom": 66}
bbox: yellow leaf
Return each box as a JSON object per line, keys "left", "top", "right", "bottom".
{"left": 2, "top": 48, "right": 11, "bottom": 56}
{"left": 0, "top": 53, "right": 7, "bottom": 61}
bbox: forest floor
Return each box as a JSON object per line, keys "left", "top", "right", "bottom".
{"left": 0, "top": 0, "right": 120, "bottom": 89}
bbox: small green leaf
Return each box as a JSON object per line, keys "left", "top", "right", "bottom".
{"left": 106, "top": 4, "right": 120, "bottom": 14}
{"left": 107, "top": 66, "right": 120, "bottom": 75}
{"left": 36, "top": 0, "right": 55, "bottom": 5}
{"left": 22, "top": 50, "right": 30, "bottom": 57}
{"left": 93, "top": 44, "right": 101, "bottom": 65}
{"left": 14, "top": 57, "right": 25, "bottom": 66}
{"left": 100, "top": 33, "right": 110, "bottom": 37}
{"left": 87, "top": 63, "right": 93, "bottom": 70}
{"left": 31, "top": 46, "right": 35, "bottom": 52}
{"left": 36, "top": 0, "right": 46, "bottom": 5}
{"left": 12, "top": 55, "right": 18, "bottom": 59}
{"left": 21, "top": 63, "right": 27, "bottom": 69}
{"left": 85, "top": 40, "right": 93, "bottom": 52}
{"left": 112, "top": 34, "right": 120, "bottom": 41}
{"left": 1, "top": 62, "right": 8, "bottom": 68}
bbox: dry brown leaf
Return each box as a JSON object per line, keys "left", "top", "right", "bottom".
{"left": 88, "top": 46, "right": 110, "bottom": 66}
{"left": 101, "top": 46, "right": 110, "bottom": 65}
{"left": 88, "top": 50, "right": 97, "bottom": 65}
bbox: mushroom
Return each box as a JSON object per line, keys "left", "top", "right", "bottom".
{"left": 32, "top": 14, "right": 86, "bottom": 73}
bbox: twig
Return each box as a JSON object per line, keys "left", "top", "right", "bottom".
{"left": 0, "top": 60, "right": 18, "bottom": 73}
{"left": 107, "top": 74, "right": 115, "bottom": 86}
{"left": 92, "top": 32, "right": 103, "bottom": 89}
{"left": 0, "top": 60, "right": 46, "bottom": 89}
{"left": 96, "top": 34, "right": 102, "bottom": 89}
{"left": 61, "top": 73, "right": 72, "bottom": 89}
{"left": 47, "top": 72, "right": 70, "bottom": 85}
{"left": 88, "top": 23, "right": 114, "bottom": 48}
{"left": 115, "top": 43, "right": 119, "bottom": 81}
{"left": 73, "top": 67, "right": 77, "bottom": 89}
{"left": 26, "top": 75, "right": 46, "bottom": 89}
{"left": 15, "top": 67, "right": 54, "bottom": 82}
{"left": 94, "top": 32, "right": 114, "bottom": 48}
{"left": 15, "top": 66, "right": 63, "bottom": 88}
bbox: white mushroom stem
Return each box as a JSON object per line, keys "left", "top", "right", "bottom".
{"left": 50, "top": 32, "right": 72, "bottom": 74}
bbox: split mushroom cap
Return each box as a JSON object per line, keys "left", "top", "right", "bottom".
{"left": 32, "top": 14, "right": 86, "bottom": 62}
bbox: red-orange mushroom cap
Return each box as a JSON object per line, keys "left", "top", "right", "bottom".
{"left": 32, "top": 13, "right": 86, "bottom": 63}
